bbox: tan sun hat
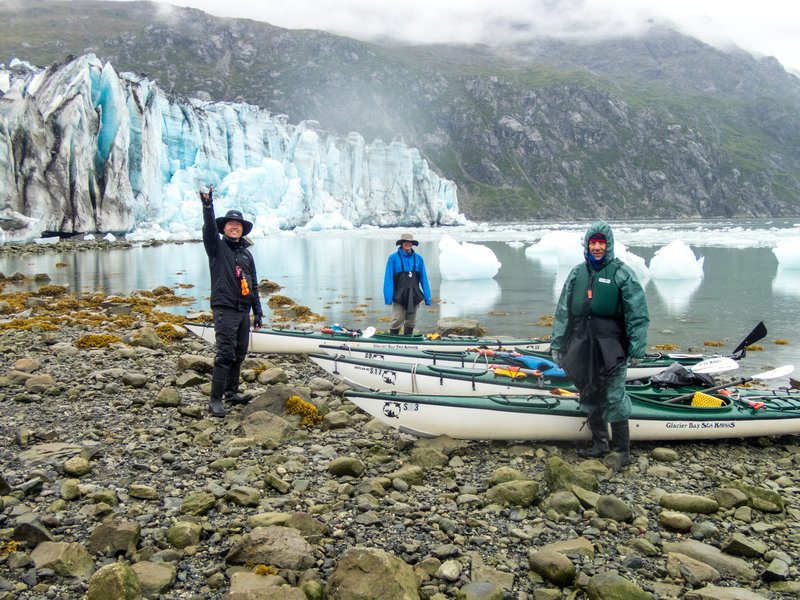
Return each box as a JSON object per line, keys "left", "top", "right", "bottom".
{"left": 395, "top": 232, "right": 419, "bottom": 246}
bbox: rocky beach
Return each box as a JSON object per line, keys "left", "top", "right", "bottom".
{"left": 1, "top": 245, "right": 800, "bottom": 600}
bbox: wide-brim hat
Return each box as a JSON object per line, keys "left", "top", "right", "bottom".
{"left": 396, "top": 232, "right": 419, "bottom": 246}
{"left": 216, "top": 210, "right": 253, "bottom": 236}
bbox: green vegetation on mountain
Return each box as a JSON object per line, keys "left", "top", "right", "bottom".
{"left": 3, "top": 0, "right": 799, "bottom": 219}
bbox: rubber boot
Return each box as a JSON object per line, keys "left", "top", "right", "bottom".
{"left": 389, "top": 329, "right": 400, "bottom": 335}
{"left": 577, "top": 411, "right": 609, "bottom": 458}
{"left": 209, "top": 368, "right": 228, "bottom": 418}
{"left": 403, "top": 327, "right": 414, "bottom": 335}
{"left": 223, "top": 364, "right": 252, "bottom": 405}
{"left": 607, "top": 420, "right": 631, "bottom": 468}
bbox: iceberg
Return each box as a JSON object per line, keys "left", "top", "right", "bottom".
{"left": 438, "top": 234, "right": 501, "bottom": 280}
{"left": 0, "top": 54, "right": 465, "bottom": 244}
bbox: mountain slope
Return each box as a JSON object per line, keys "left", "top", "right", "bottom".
{"left": 2, "top": 0, "right": 799, "bottom": 219}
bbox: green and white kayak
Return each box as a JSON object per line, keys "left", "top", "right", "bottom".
{"left": 308, "top": 353, "right": 737, "bottom": 397}
{"left": 344, "top": 385, "right": 800, "bottom": 441}
{"left": 317, "top": 343, "right": 729, "bottom": 381}
{"left": 184, "top": 322, "right": 550, "bottom": 355}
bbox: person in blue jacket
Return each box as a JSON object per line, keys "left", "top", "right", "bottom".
{"left": 550, "top": 220, "right": 649, "bottom": 467}
{"left": 383, "top": 232, "right": 431, "bottom": 335}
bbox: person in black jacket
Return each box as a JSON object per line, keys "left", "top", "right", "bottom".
{"left": 200, "top": 185, "right": 264, "bottom": 417}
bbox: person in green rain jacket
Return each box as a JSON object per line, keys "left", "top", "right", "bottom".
{"left": 550, "top": 220, "right": 649, "bottom": 466}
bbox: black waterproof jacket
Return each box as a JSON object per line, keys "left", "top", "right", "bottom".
{"left": 202, "top": 205, "right": 263, "bottom": 316}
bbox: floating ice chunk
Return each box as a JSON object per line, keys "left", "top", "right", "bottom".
{"left": 525, "top": 231, "right": 583, "bottom": 267}
{"left": 772, "top": 239, "right": 800, "bottom": 269}
{"left": 438, "top": 234, "right": 501, "bottom": 280}
{"left": 649, "top": 240, "right": 704, "bottom": 279}
{"left": 616, "top": 241, "right": 649, "bottom": 283}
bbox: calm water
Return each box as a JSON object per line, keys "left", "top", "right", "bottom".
{"left": 3, "top": 220, "right": 800, "bottom": 376}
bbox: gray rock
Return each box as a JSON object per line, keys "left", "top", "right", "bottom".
{"left": 179, "top": 491, "right": 217, "bottom": 516}
{"left": 458, "top": 581, "right": 503, "bottom": 600}
{"left": 662, "top": 540, "right": 757, "bottom": 580}
{"left": 545, "top": 456, "right": 599, "bottom": 492}
{"left": 684, "top": 584, "right": 771, "bottom": 600}
{"left": 585, "top": 571, "right": 652, "bottom": 600}
{"left": 30, "top": 541, "right": 94, "bottom": 580}
{"left": 328, "top": 456, "right": 366, "bottom": 477}
{"left": 166, "top": 521, "right": 202, "bottom": 549}
{"left": 667, "top": 552, "right": 721, "bottom": 587}
{"left": 87, "top": 562, "right": 141, "bottom": 600}
{"left": 720, "top": 533, "right": 768, "bottom": 558}
{"left": 225, "top": 526, "right": 315, "bottom": 570}
{"left": 660, "top": 510, "right": 693, "bottom": 532}
{"left": 13, "top": 512, "right": 54, "bottom": 547}
{"left": 659, "top": 493, "right": 719, "bottom": 514}
{"left": 130, "top": 561, "right": 176, "bottom": 599}
{"left": 325, "top": 547, "right": 420, "bottom": 600}
{"left": 485, "top": 480, "right": 540, "bottom": 507}
{"left": 87, "top": 518, "right": 140, "bottom": 556}
{"left": 528, "top": 549, "right": 576, "bottom": 587}
{"left": 596, "top": 495, "right": 633, "bottom": 522}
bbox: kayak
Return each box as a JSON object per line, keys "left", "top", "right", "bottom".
{"left": 343, "top": 387, "right": 800, "bottom": 441}
{"left": 307, "top": 353, "right": 736, "bottom": 397}
{"left": 183, "top": 322, "right": 551, "bottom": 354}
{"left": 317, "top": 343, "right": 711, "bottom": 381}
{"left": 308, "top": 353, "right": 576, "bottom": 396}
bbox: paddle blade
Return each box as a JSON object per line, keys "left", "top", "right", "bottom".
{"left": 731, "top": 321, "right": 767, "bottom": 356}
{"left": 689, "top": 356, "right": 739, "bottom": 374}
{"left": 751, "top": 364, "right": 795, "bottom": 381}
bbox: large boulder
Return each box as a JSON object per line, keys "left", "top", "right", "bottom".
{"left": 326, "top": 547, "right": 420, "bottom": 600}
{"left": 225, "top": 526, "right": 315, "bottom": 570}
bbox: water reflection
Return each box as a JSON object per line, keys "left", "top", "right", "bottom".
{"left": 438, "top": 279, "right": 501, "bottom": 318}
{"left": 648, "top": 277, "right": 703, "bottom": 315}
{"left": 772, "top": 267, "right": 800, "bottom": 298}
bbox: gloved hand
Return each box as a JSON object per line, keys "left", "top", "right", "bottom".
{"left": 253, "top": 314, "right": 263, "bottom": 330}
{"left": 199, "top": 185, "right": 213, "bottom": 206}
{"left": 629, "top": 357, "right": 641, "bottom": 368}
{"left": 551, "top": 350, "right": 562, "bottom": 366}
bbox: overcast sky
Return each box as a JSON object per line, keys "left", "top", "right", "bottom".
{"left": 125, "top": 0, "right": 800, "bottom": 73}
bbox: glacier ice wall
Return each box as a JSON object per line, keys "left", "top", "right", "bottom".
{"left": 0, "top": 54, "right": 463, "bottom": 244}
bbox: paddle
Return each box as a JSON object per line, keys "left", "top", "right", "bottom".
{"left": 488, "top": 356, "right": 738, "bottom": 381}
{"left": 687, "top": 356, "right": 739, "bottom": 374}
{"left": 664, "top": 364, "right": 795, "bottom": 404}
{"left": 730, "top": 321, "right": 767, "bottom": 359}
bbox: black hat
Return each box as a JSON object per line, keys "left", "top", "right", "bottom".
{"left": 395, "top": 232, "right": 419, "bottom": 246}
{"left": 216, "top": 210, "right": 253, "bottom": 236}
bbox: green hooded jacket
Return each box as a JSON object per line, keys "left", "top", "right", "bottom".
{"left": 551, "top": 219, "right": 649, "bottom": 363}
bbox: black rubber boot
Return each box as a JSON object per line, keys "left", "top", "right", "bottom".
{"left": 223, "top": 363, "right": 252, "bottom": 405}
{"left": 209, "top": 368, "right": 228, "bottom": 417}
{"left": 389, "top": 329, "right": 400, "bottom": 335}
{"left": 607, "top": 420, "right": 631, "bottom": 467}
{"left": 403, "top": 327, "right": 414, "bottom": 335}
{"left": 578, "top": 411, "right": 609, "bottom": 458}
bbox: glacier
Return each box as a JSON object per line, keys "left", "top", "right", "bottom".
{"left": 0, "top": 54, "right": 464, "bottom": 244}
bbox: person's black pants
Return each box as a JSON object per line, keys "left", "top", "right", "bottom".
{"left": 211, "top": 308, "right": 251, "bottom": 400}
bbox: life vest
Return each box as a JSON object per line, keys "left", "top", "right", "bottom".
{"left": 570, "top": 260, "right": 623, "bottom": 319}
{"left": 392, "top": 251, "right": 425, "bottom": 314}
